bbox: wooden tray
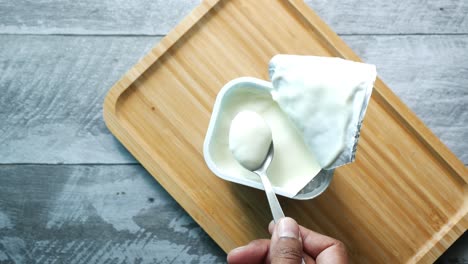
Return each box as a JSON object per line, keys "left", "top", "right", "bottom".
{"left": 103, "top": 0, "right": 467, "bottom": 262}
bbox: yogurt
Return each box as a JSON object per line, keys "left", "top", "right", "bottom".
{"left": 229, "top": 111, "right": 272, "bottom": 171}
{"left": 206, "top": 83, "right": 322, "bottom": 198}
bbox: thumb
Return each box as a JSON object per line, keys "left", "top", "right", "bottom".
{"left": 269, "top": 217, "right": 303, "bottom": 264}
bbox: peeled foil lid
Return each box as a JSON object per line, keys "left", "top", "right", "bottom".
{"left": 268, "top": 55, "right": 376, "bottom": 170}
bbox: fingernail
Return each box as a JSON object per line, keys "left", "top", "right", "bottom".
{"left": 277, "top": 217, "right": 300, "bottom": 239}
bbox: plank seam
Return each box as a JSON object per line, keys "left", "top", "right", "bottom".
{"left": 0, "top": 33, "right": 165, "bottom": 37}
{"left": 0, "top": 33, "right": 467, "bottom": 37}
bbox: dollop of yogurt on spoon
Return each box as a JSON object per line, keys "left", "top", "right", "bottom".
{"left": 229, "top": 110, "right": 272, "bottom": 170}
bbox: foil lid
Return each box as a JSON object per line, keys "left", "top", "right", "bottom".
{"left": 268, "top": 54, "right": 376, "bottom": 170}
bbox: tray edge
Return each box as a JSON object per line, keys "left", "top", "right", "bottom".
{"left": 287, "top": 0, "right": 468, "bottom": 182}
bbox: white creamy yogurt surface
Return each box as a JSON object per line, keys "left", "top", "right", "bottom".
{"left": 229, "top": 111, "right": 272, "bottom": 171}
{"left": 208, "top": 86, "right": 322, "bottom": 197}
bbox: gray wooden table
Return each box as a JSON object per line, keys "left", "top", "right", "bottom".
{"left": 0, "top": 0, "right": 466, "bottom": 263}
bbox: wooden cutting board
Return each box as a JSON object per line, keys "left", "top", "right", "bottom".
{"left": 103, "top": 0, "right": 468, "bottom": 263}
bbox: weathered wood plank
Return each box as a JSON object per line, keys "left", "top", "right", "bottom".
{"left": 0, "top": 165, "right": 225, "bottom": 263}
{"left": 0, "top": 0, "right": 466, "bottom": 35}
{"left": 0, "top": 35, "right": 160, "bottom": 163}
{"left": 1, "top": 35, "right": 466, "bottom": 164}
{"left": 344, "top": 35, "right": 468, "bottom": 163}
{"left": 306, "top": 0, "right": 468, "bottom": 34}
{"left": 0, "top": 0, "right": 201, "bottom": 35}
{"left": 0, "top": 165, "right": 465, "bottom": 263}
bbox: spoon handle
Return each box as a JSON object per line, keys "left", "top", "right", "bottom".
{"left": 256, "top": 171, "right": 285, "bottom": 223}
{"left": 257, "top": 172, "right": 306, "bottom": 264}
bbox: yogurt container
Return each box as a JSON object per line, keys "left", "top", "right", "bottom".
{"left": 203, "top": 55, "right": 376, "bottom": 200}
{"left": 203, "top": 77, "right": 333, "bottom": 200}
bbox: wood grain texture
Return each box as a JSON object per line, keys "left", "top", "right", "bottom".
{"left": 305, "top": 0, "right": 468, "bottom": 34}
{"left": 436, "top": 233, "right": 468, "bottom": 263}
{"left": 1, "top": 34, "right": 466, "bottom": 164}
{"left": 103, "top": 0, "right": 468, "bottom": 263}
{"left": 343, "top": 35, "right": 468, "bottom": 164}
{"left": 0, "top": 165, "right": 225, "bottom": 263}
{"left": 0, "top": 0, "right": 200, "bottom": 35}
{"left": 0, "top": 0, "right": 466, "bottom": 34}
{"left": 0, "top": 35, "right": 160, "bottom": 164}
{"left": 0, "top": 0, "right": 467, "bottom": 262}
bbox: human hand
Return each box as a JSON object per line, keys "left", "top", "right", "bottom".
{"left": 227, "top": 217, "right": 348, "bottom": 264}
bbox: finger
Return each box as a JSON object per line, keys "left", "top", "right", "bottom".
{"left": 268, "top": 220, "right": 275, "bottom": 234}
{"left": 303, "top": 253, "right": 316, "bottom": 264}
{"left": 298, "top": 226, "right": 348, "bottom": 261}
{"left": 227, "top": 239, "right": 270, "bottom": 264}
{"left": 269, "top": 217, "right": 303, "bottom": 264}
{"left": 315, "top": 241, "right": 348, "bottom": 264}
